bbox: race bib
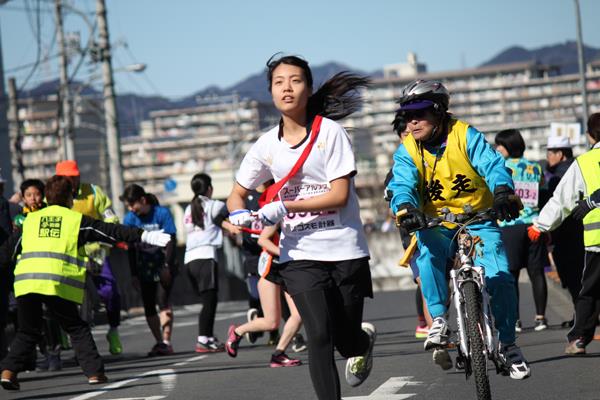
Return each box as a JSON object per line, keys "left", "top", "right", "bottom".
{"left": 514, "top": 181, "right": 539, "bottom": 208}
{"left": 280, "top": 183, "right": 341, "bottom": 233}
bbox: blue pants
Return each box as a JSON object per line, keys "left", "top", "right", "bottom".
{"left": 416, "top": 221, "right": 517, "bottom": 344}
{"left": 92, "top": 257, "right": 121, "bottom": 328}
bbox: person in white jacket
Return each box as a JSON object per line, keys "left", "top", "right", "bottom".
{"left": 183, "top": 173, "right": 240, "bottom": 352}
{"left": 531, "top": 112, "right": 600, "bottom": 355}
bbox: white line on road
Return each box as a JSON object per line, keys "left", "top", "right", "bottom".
{"left": 70, "top": 369, "right": 176, "bottom": 400}
{"left": 343, "top": 376, "right": 422, "bottom": 400}
{"left": 173, "top": 355, "right": 207, "bottom": 367}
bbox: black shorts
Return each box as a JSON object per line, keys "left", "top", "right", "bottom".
{"left": 500, "top": 224, "right": 548, "bottom": 272}
{"left": 263, "top": 260, "right": 285, "bottom": 288}
{"left": 186, "top": 259, "right": 218, "bottom": 294}
{"left": 278, "top": 257, "right": 373, "bottom": 305}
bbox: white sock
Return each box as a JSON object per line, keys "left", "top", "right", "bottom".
{"left": 198, "top": 336, "right": 208, "bottom": 344}
{"left": 163, "top": 340, "right": 171, "bottom": 346}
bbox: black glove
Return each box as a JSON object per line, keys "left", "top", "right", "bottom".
{"left": 571, "top": 189, "right": 600, "bottom": 220}
{"left": 395, "top": 204, "right": 427, "bottom": 233}
{"left": 493, "top": 185, "right": 521, "bottom": 222}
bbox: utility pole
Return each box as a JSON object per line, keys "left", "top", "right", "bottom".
{"left": 574, "top": 0, "right": 589, "bottom": 129}
{"left": 7, "top": 78, "right": 24, "bottom": 188}
{"left": 96, "top": 0, "right": 125, "bottom": 218}
{"left": 54, "top": 0, "right": 75, "bottom": 160}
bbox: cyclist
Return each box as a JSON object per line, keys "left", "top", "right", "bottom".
{"left": 387, "top": 79, "right": 531, "bottom": 379}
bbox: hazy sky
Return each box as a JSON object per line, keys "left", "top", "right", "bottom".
{"left": 2, "top": 0, "right": 600, "bottom": 98}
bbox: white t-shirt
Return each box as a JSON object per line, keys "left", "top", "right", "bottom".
{"left": 183, "top": 198, "right": 225, "bottom": 263}
{"left": 236, "top": 117, "right": 370, "bottom": 263}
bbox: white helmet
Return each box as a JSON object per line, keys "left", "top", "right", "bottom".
{"left": 397, "top": 79, "right": 449, "bottom": 112}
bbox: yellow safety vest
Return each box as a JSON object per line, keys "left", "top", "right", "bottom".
{"left": 403, "top": 119, "right": 494, "bottom": 219}
{"left": 576, "top": 147, "right": 600, "bottom": 247}
{"left": 14, "top": 205, "right": 87, "bottom": 304}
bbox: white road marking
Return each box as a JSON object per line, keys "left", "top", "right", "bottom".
{"left": 98, "top": 397, "right": 165, "bottom": 400}
{"left": 343, "top": 376, "right": 423, "bottom": 400}
{"left": 70, "top": 369, "right": 176, "bottom": 400}
{"left": 173, "top": 355, "right": 207, "bottom": 367}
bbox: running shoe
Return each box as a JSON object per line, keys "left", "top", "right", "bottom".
{"left": 292, "top": 333, "right": 307, "bottom": 353}
{"left": 564, "top": 337, "right": 586, "bottom": 355}
{"left": 515, "top": 319, "right": 523, "bottom": 333}
{"left": 534, "top": 317, "right": 548, "bottom": 332}
{"left": 499, "top": 343, "right": 531, "bottom": 380}
{"left": 36, "top": 354, "right": 49, "bottom": 372}
{"left": 106, "top": 330, "right": 123, "bottom": 355}
{"left": 225, "top": 325, "right": 242, "bottom": 358}
{"left": 415, "top": 325, "right": 429, "bottom": 339}
{"left": 432, "top": 348, "right": 453, "bottom": 370}
{"left": 147, "top": 342, "right": 173, "bottom": 357}
{"left": 424, "top": 317, "right": 449, "bottom": 350}
{"left": 245, "top": 308, "right": 260, "bottom": 344}
{"left": 1, "top": 370, "right": 19, "bottom": 391}
{"left": 269, "top": 352, "right": 302, "bottom": 368}
{"left": 88, "top": 373, "right": 108, "bottom": 385}
{"left": 195, "top": 338, "right": 225, "bottom": 353}
{"left": 48, "top": 351, "right": 62, "bottom": 372}
{"left": 345, "top": 322, "right": 376, "bottom": 387}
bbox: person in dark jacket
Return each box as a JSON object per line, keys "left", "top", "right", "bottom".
{"left": 542, "top": 136, "right": 585, "bottom": 327}
{"left": 0, "top": 176, "right": 170, "bottom": 391}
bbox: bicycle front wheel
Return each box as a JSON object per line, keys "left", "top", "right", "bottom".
{"left": 463, "top": 280, "right": 491, "bottom": 400}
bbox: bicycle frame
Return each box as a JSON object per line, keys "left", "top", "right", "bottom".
{"left": 451, "top": 230, "right": 502, "bottom": 377}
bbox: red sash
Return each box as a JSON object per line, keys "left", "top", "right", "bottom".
{"left": 258, "top": 115, "right": 323, "bottom": 208}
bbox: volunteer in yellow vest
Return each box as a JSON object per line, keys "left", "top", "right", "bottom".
{"left": 387, "top": 79, "right": 531, "bottom": 380}
{"left": 532, "top": 112, "right": 600, "bottom": 355}
{"left": 0, "top": 175, "right": 170, "bottom": 391}
{"left": 55, "top": 160, "right": 124, "bottom": 355}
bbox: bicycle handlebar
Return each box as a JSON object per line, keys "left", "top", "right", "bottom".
{"left": 396, "top": 206, "right": 497, "bottom": 231}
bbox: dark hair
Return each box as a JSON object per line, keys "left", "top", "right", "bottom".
{"left": 549, "top": 147, "right": 574, "bottom": 159}
{"left": 190, "top": 173, "right": 212, "bottom": 228}
{"left": 587, "top": 112, "right": 600, "bottom": 142}
{"left": 20, "top": 179, "right": 45, "bottom": 197}
{"left": 45, "top": 175, "right": 73, "bottom": 207}
{"left": 120, "top": 184, "right": 159, "bottom": 206}
{"left": 266, "top": 54, "right": 370, "bottom": 120}
{"left": 495, "top": 129, "right": 525, "bottom": 158}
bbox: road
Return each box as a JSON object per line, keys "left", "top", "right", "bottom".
{"left": 4, "top": 280, "right": 600, "bottom": 400}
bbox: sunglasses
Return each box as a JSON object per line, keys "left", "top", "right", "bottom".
{"left": 403, "top": 109, "right": 429, "bottom": 121}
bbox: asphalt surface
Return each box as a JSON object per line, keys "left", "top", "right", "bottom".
{"left": 4, "top": 279, "right": 600, "bottom": 400}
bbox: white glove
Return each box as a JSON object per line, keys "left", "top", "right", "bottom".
{"left": 141, "top": 229, "right": 171, "bottom": 247}
{"left": 257, "top": 201, "right": 288, "bottom": 226}
{"left": 228, "top": 209, "right": 254, "bottom": 226}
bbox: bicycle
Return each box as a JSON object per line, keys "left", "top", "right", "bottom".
{"left": 396, "top": 205, "right": 510, "bottom": 400}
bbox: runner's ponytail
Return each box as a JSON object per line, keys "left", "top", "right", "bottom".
{"left": 190, "top": 173, "right": 213, "bottom": 229}
{"left": 308, "top": 72, "right": 370, "bottom": 120}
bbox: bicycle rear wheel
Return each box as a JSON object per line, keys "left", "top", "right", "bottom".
{"left": 463, "top": 280, "right": 491, "bottom": 400}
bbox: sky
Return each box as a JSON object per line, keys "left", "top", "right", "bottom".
{"left": 2, "top": 0, "right": 600, "bottom": 98}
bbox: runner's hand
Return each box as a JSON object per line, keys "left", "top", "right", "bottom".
{"left": 257, "top": 201, "right": 288, "bottom": 226}
{"left": 527, "top": 225, "right": 542, "bottom": 242}
{"left": 228, "top": 209, "right": 254, "bottom": 226}
{"left": 493, "top": 185, "right": 521, "bottom": 222}
{"left": 141, "top": 229, "right": 171, "bottom": 247}
{"left": 395, "top": 204, "right": 426, "bottom": 233}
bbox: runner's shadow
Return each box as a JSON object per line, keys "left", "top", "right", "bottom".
{"left": 528, "top": 353, "right": 600, "bottom": 365}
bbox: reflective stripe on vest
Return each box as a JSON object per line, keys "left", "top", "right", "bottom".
{"left": 576, "top": 148, "right": 600, "bottom": 247}
{"left": 19, "top": 251, "right": 88, "bottom": 269}
{"left": 14, "top": 273, "right": 86, "bottom": 289}
{"left": 15, "top": 205, "right": 86, "bottom": 304}
{"left": 402, "top": 119, "right": 494, "bottom": 222}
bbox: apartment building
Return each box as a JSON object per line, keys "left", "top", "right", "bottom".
{"left": 120, "top": 96, "right": 264, "bottom": 204}
{"left": 11, "top": 93, "right": 107, "bottom": 188}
